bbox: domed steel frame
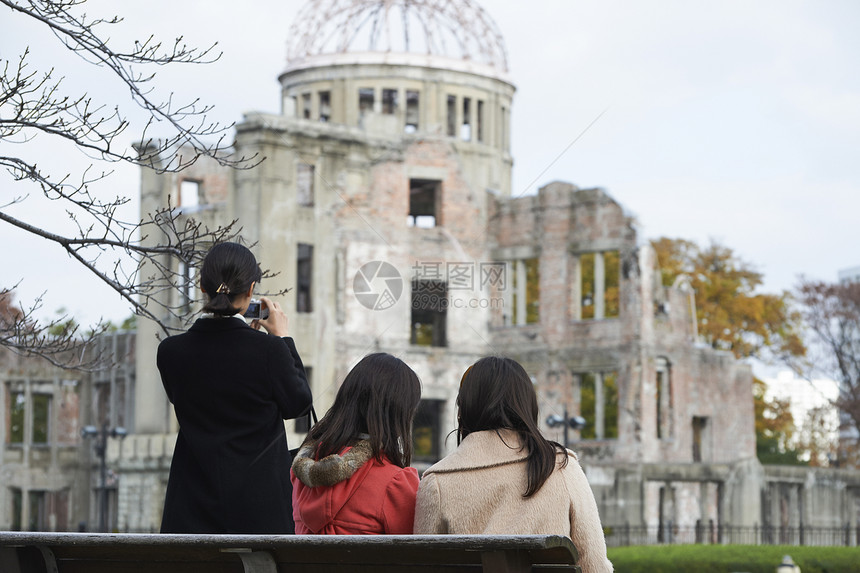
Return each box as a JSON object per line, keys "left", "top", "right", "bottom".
{"left": 286, "top": 0, "right": 509, "bottom": 72}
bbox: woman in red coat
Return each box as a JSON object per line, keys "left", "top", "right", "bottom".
{"left": 291, "top": 353, "right": 421, "bottom": 534}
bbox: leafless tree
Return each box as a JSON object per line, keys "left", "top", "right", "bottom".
{"left": 1, "top": 0, "right": 258, "bottom": 369}
{"left": 792, "top": 278, "right": 860, "bottom": 465}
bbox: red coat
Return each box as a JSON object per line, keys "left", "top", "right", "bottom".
{"left": 291, "top": 441, "right": 419, "bottom": 534}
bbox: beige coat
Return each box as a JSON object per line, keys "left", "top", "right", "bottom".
{"left": 414, "top": 429, "right": 613, "bottom": 573}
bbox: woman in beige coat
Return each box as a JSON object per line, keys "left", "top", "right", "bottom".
{"left": 414, "top": 357, "right": 613, "bottom": 573}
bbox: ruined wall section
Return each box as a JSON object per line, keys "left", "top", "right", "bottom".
{"left": 135, "top": 146, "right": 233, "bottom": 437}
{"left": 233, "top": 113, "right": 497, "bottom": 461}
{"left": 332, "top": 135, "right": 494, "bottom": 453}
{"left": 488, "top": 183, "right": 644, "bottom": 462}
{"left": 761, "top": 464, "right": 860, "bottom": 544}
{"left": 646, "top": 279, "right": 756, "bottom": 464}
{"left": 1, "top": 353, "right": 85, "bottom": 530}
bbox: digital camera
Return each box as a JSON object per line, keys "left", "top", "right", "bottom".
{"left": 243, "top": 299, "right": 269, "bottom": 320}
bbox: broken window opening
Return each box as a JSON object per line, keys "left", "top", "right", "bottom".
{"left": 656, "top": 357, "right": 673, "bottom": 439}
{"left": 579, "top": 371, "right": 619, "bottom": 440}
{"left": 413, "top": 399, "right": 444, "bottom": 462}
{"left": 476, "top": 99, "right": 484, "bottom": 142}
{"left": 580, "top": 253, "right": 596, "bottom": 320}
{"left": 408, "top": 179, "right": 440, "bottom": 228}
{"left": 510, "top": 258, "right": 539, "bottom": 325}
{"left": 692, "top": 416, "right": 709, "bottom": 462}
{"left": 382, "top": 88, "right": 398, "bottom": 114}
{"left": 411, "top": 280, "right": 447, "bottom": 347}
{"left": 296, "top": 163, "right": 315, "bottom": 207}
{"left": 179, "top": 179, "right": 200, "bottom": 210}
{"left": 461, "top": 97, "right": 472, "bottom": 141}
{"left": 8, "top": 389, "right": 24, "bottom": 443}
{"left": 11, "top": 488, "right": 22, "bottom": 531}
{"left": 501, "top": 105, "right": 508, "bottom": 150}
{"left": 94, "top": 380, "right": 111, "bottom": 431}
{"left": 318, "top": 91, "right": 331, "bottom": 122}
{"left": 32, "top": 393, "right": 50, "bottom": 444}
{"left": 605, "top": 250, "right": 620, "bottom": 318}
{"left": 578, "top": 250, "right": 620, "bottom": 320}
{"left": 297, "top": 243, "right": 313, "bottom": 313}
{"left": 302, "top": 92, "right": 312, "bottom": 119}
{"left": 28, "top": 490, "right": 47, "bottom": 531}
{"left": 405, "top": 90, "right": 419, "bottom": 132}
{"left": 294, "top": 367, "right": 313, "bottom": 434}
{"left": 446, "top": 94, "right": 456, "bottom": 137}
{"left": 359, "top": 88, "right": 374, "bottom": 119}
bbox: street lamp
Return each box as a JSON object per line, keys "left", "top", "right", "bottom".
{"left": 546, "top": 408, "right": 586, "bottom": 449}
{"left": 81, "top": 422, "right": 127, "bottom": 532}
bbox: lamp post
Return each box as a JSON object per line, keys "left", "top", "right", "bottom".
{"left": 81, "top": 422, "right": 127, "bottom": 532}
{"left": 546, "top": 407, "right": 586, "bottom": 449}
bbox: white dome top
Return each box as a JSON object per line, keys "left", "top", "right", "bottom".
{"left": 286, "top": 0, "right": 509, "bottom": 73}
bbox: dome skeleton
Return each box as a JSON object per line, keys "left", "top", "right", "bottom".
{"left": 286, "top": 0, "right": 509, "bottom": 72}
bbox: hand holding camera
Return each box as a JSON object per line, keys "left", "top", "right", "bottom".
{"left": 243, "top": 299, "right": 270, "bottom": 320}
{"left": 248, "top": 296, "right": 289, "bottom": 337}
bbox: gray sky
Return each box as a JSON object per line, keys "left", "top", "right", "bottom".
{"left": 2, "top": 0, "right": 859, "bottom": 343}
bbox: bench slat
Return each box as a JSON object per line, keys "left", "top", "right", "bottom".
{"left": 0, "top": 533, "right": 580, "bottom": 573}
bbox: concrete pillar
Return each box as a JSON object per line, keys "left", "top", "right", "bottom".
{"left": 454, "top": 95, "right": 462, "bottom": 139}
{"left": 595, "top": 251, "right": 605, "bottom": 320}
{"left": 21, "top": 487, "right": 30, "bottom": 533}
{"left": 134, "top": 152, "right": 174, "bottom": 435}
{"left": 516, "top": 259, "right": 526, "bottom": 326}
{"left": 571, "top": 256, "right": 582, "bottom": 320}
{"left": 503, "top": 261, "right": 514, "bottom": 326}
{"left": 373, "top": 87, "right": 382, "bottom": 114}
{"left": 333, "top": 78, "right": 345, "bottom": 124}
{"left": 23, "top": 379, "right": 32, "bottom": 455}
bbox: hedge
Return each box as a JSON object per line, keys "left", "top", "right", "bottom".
{"left": 606, "top": 544, "right": 860, "bottom": 573}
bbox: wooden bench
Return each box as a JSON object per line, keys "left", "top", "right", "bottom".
{"left": 0, "top": 532, "right": 580, "bottom": 572}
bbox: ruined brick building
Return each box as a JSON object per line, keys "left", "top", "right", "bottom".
{"left": 3, "top": 0, "right": 859, "bottom": 541}
{"left": 0, "top": 332, "right": 134, "bottom": 531}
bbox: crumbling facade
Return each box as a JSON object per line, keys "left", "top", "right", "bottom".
{"left": 0, "top": 332, "right": 135, "bottom": 531}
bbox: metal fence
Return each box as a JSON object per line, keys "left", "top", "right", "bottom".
{"left": 603, "top": 523, "right": 859, "bottom": 547}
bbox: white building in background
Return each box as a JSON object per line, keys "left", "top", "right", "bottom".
{"left": 764, "top": 370, "right": 840, "bottom": 456}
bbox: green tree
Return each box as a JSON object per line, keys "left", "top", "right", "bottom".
{"left": 753, "top": 378, "right": 804, "bottom": 465}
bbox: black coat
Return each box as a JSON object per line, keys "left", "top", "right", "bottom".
{"left": 157, "top": 317, "right": 312, "bottom": 533}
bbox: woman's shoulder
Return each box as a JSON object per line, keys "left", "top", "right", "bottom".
{"left": 380, "top": 463, "right": 419, "bottom": 494}
{"left": 372, "top": 455, "right": 418, "bottom": 477}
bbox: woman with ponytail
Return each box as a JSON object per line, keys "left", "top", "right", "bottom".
{"left": 157, "top": 242, "right": 312, "bottom": 533}
{"left": 414, "top": 357, "right": 613, "bottom": 572}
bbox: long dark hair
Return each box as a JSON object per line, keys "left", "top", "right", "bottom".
{"left": 199, "top": 242, "right": 262, "bottom": 316}
{"left": 306, "top": 353, "right": 421, "bottom": 468}
{"left": 457, "top": 356, "right": 567, "bottom": 497}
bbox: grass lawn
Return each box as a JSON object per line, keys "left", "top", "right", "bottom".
{"left": 607, "top": 544, "right": 860, "bottom": 573}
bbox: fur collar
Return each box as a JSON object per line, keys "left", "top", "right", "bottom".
{"left": 292, "top": 440, "right": 374, "bottom": 487}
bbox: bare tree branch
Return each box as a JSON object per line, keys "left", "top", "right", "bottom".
{"left": 0, "top": 0, "right": 269, "bottom": 368}
{"left": 789, "top": 277, "right": 860, "bottom": 465}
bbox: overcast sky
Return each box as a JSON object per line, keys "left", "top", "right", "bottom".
{"left": 2, "top": 0, "right": 859, "bottom": 347}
